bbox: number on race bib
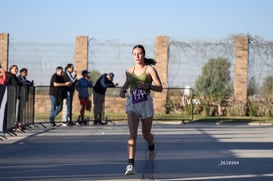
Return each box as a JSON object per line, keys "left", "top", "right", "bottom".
{"left": 132, "top": 89, "right": 148, "bottom": 104}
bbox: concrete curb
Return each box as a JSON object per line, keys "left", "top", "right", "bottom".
{"left": 248, "top": 122, "right": 273, "bottom": 126}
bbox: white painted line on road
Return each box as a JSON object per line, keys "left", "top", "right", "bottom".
{"left": 163, "top": 173, "right": 273, "bottom": 180}
{"left": 231, "top": 149, "right": 273, "bottom": 158}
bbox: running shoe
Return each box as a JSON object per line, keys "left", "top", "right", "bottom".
{"left": 124, "top": 164, "right": 135, "bottom": 175}
{"left": 62, "top": 122, "right": 69, "bottom": 127}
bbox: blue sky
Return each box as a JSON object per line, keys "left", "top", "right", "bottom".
{"left": 1, "top": 0, "right": 273, "bottom": 43}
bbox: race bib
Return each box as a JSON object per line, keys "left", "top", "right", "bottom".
{"left": 132, "top": 89, "right": 147, "bottom": 104}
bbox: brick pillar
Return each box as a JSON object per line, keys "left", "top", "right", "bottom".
{"left": 72, "top": 36, "right": 89, "bottom": 118}
{"left": 154, "top": 36, "right": 169, "bottom": 113}
{"left": 234, "top": 36, "right": 249, "bottom": 104}
{"left": 0, "top": 33, "right": 9, "bottom": 70}
{"left": 75, "top": 36, "right": 89, "bottom": 74}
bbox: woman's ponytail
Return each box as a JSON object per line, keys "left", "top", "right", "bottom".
{"left": 144, "top": 58, "right": 157, "bottom": 65}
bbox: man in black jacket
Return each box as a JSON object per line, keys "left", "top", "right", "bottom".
{"left": 93, "top": 72, "right": 118, "bottom": 125}
{"left": 49, "top": 66, "right": 71, "bottom": 127}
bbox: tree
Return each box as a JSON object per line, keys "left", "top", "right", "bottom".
{"left": 195, "top": 57, "right": 232, "bottom": 116}
{"left": 89, "top": 70, "right": 101, "bottom": 84}
{"left": 195, "top": 57, "right": 232, "bottom": 98}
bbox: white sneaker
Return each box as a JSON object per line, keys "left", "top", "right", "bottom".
{"left": 124, "top": 164, "right": 135, "bottom": 175}
{"left": 62, "top": 122, "right": 68, "bottom": 127}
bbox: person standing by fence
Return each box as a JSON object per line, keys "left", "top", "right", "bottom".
{"left": 119, "top": 44, "right": 163, "bottom": 175}
{"left": 93, "top": 72, "right": 118, "bottom": 125}
{"left": 17, "top": 68, "right": 33, "bottom": 127}
{"left": 63, "top": 63, "right": 77, "bottom": 126}
{"left": 75, "top": 70, "right": 93, "bottom": 125}
{"left": 17, "top": 68, "right": 33, "bottom": 86}
{"left": 0, "top": 65, "right": 7, "bottom": 135}
{"left": 49, "top": 66, "right": 71, "bottom": 127}
{"left": 0, "top": 65, "right": 7, "bottom": 85}
{"left": 6, "top": 65, "right": 22, "bottom": 129}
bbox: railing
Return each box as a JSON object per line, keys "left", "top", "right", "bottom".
{"left": 0, "top": 85, "right": 35, "bottom": 134}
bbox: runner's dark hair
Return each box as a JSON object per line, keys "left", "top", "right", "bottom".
{"left": 132, "top": 44, "right": 157, "bottom": 65}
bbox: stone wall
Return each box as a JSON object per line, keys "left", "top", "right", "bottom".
{"left": 34, "top": 91, "right": 126, "bottom": 119}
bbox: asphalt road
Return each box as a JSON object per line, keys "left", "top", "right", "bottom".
{"left": 1, "top": 122, "right": 273, "bottom": 181}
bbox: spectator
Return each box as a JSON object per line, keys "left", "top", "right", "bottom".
{"left": 75, "top": 70, "right": 93, "bottom": 125}
{"left": 0, "top": 65, "right": 7, "bottom": 135}
{"left": 17, "top": 68, "right": 33, "bottom": 126}
{"left": 63, "top": 63, "right": 77, "bottom": 125}
{"left": 6, "top": 65, "right": 21, "bottom": 86}
{"left": 93, "top": 72, "right": 118, "bottom": 125}
{"left": 17, "top": 68, "right": 33, "bottom": 86}
{"left": 0, "top": 65, "right": 7, "bottom": 85}
{"left": 49, "top": 66, "right": 71, "bottom": 127}
{"left": 6, "top": 65, "right": 22, "bottom": 128}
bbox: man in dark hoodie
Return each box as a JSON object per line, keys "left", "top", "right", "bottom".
{"left": 93, "top": 72, "right": 118, "bottom": 125}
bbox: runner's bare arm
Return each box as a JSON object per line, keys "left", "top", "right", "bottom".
{"left": 148, "top": 66, "right": 162, "bottom": 92}
{"left": 119, "top": 70, "right": 130, "bottom": 98}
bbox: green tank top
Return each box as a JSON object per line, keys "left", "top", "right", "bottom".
{"left": 128, "top": 66, "right": 152, "bottom": 94}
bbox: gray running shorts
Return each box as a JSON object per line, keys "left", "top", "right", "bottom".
{"left": 126, "top": 95, "right": 154, "bottom": 119}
